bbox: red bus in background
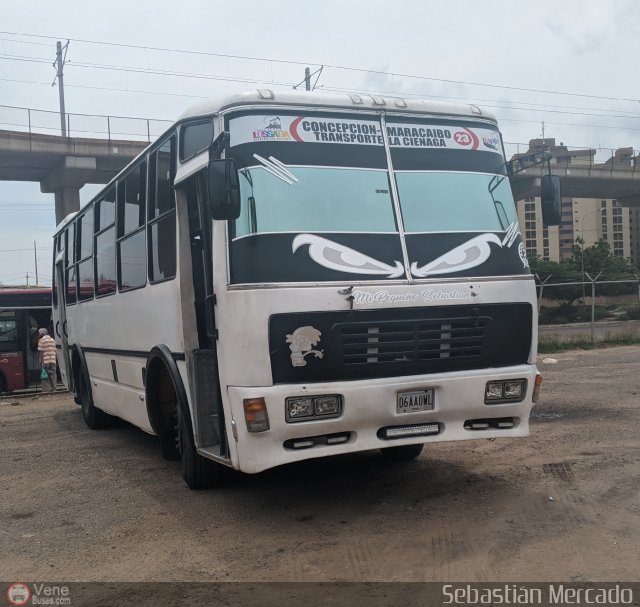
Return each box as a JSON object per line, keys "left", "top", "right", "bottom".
{"left": 0, "top": 287, "right": 52, "bottom": 392}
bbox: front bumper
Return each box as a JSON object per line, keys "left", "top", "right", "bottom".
{"left": 224, "top": 364, "right": 538, "bottom": 473}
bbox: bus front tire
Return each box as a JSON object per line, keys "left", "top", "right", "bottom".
{"left": 176, "top": 405, "right": 220, "bottom": 490}
{"left": 381, "top": 444, "right": 424, "bottom": 461}
{"left": 79, "top": 371, "right": 113, "bottom": 429}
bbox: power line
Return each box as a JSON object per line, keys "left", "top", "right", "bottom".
{"left": 2, "top": 47, "right": 640, "bottom": 124}
{"left": 1, "top": 30, "right": 639, "bottom": 104}
{"left": 0, "top": 36, "right": 53, "bottom": 48}
{"left": 0, "top": 247, "right": 53, "bottom": 252}
{"left": 5, "top": 74, "right": 640, "bottom": 120}
{"left": 0, "top": 54, "right": 52, "bottom": 65}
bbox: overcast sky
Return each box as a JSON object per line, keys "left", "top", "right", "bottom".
{"left": 1, "top": 0, "right": 639, "bottom": 285}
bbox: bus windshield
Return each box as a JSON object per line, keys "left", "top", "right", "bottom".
{"left": 396, "top": 172, "right": 517, "bottom": 233}
{"left": 235, "top": 167, "right": 397, "bottom": 237}
{"left": 227, "top": 111, "right": 524, "bottom": 284}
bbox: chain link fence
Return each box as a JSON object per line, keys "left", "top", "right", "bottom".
{"left": 536, "top": 275, "right": 640, "bottom": 348}
{"left": 0, "top": 104, "right": 173, "bottom": 143}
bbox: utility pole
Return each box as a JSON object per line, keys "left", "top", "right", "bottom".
{"left": 34, "top": 241, "right": 39, "bottom": 286}
{"left": 53, "top": 41, "right": 69, "bottom": 137}
{"left": 294, "top": 66, "right": 322, "bottom": 91}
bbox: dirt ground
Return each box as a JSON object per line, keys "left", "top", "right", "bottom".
{"left": 1, "top": 346, "right": 639, "bottom": 583}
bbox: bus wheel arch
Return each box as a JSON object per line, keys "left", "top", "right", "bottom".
{"left": 70, "top": 344, "right": 86, "bottom": 397}
{"left": 0, "top": 369, "right": 8, "bottom": 393}
{"left": 145, "top": 346, "right": 189, "bottom": 443}
{"left": 145, "top": 345, "right": 220, "bottom": 488}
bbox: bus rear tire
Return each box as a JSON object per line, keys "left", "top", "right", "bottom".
{"left": 79, "top": 370, "right": 113, "bottom": 429}
{"left": 381, "top": 444, "right": 424, "bottom": 461}
{"left": 176, "top": 405, "right": 220, "bottom": 490}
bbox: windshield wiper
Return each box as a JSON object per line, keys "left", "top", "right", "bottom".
{"left": 488, "top": 175, "right": 509, "bottom": 230}
{"left": 240, "top": 170, "right": 258, "bottom": 234}
{"left": 252, "top": 154, "right": 298, "bottom": 185}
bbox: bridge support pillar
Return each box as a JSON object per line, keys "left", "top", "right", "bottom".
{"left": 52, "top": 187, "right": 81, "bottom": 224}
{"left": 40, "top": 155, "right": 97, "bottom": 225}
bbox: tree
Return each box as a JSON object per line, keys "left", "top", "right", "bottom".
{"left": 570, "top": 238, "right": 637, "bottom": 279}
{"left": 529, "top": 240, "right": 637, "bottom": 304}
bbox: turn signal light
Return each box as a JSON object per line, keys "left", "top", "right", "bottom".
{"left": 243, "top": 397, "right": 270, "bottom": 433}
{"left": 532, "top": 374, "right": 543, "bottom": 403}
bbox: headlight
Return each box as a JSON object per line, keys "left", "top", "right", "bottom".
{"left": 484, "top": 379, "right": 527, "bottom": 404}
{"left": 504, "top": 381, "right": 524, "bottom": 399}
{"left": 286, "top": 397, "right": 314, "bottom": 419}
{"left": 286, "top": 395, "right": 342, "bottom": 422}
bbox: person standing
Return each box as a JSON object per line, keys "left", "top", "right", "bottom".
{"left": 37, "top": 328, "right": 57, "bottom": 393}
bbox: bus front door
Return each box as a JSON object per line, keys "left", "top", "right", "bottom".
{"left": 54, "top": 260, "right": 72, "bottom": 389}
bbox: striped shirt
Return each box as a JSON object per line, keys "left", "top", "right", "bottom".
{"left": 38, "top": 334, "right": 57, "bottom": 365}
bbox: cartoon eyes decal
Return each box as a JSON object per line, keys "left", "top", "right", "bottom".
{"left": 292, "top": 234, "right": 404, "bottom": 278}
{"left": 292, "top": 223, "right": 523, "bottom": 278}
{"left": 410, "top": 233, "right": 503, "bottom": 277}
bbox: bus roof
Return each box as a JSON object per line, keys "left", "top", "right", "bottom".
{"left": 53, "top": 90, "right": 499, "bottom": 236}
{"left": 178, "top": 89, "right": 497, "bottom": 123}
{"left": 0, "top": 287, "right": 52, "bottom": 309}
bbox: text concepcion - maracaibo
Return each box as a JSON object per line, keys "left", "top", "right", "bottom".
{"left": 442, "top": 584, "right": 634, "bottom": 605}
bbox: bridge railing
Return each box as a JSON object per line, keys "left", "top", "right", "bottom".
{"left": 504, "top": 141, "right": 638, "bottom": 175}
{"left": 0, "top": 104, "right": 173, "bottom": 143}
{"left": 0, "top": 104, "right": 638, "bottom": 169}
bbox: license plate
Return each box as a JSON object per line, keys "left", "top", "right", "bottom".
{"left": 396, "top": 389, "right": 435, "bottom": 413}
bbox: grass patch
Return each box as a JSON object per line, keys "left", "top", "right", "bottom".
{"left": 538, "top": 333, "right": 640, "bottom": 353}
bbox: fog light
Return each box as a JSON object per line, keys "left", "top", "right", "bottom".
{"left": 326, "top": 434, "right": 349, "bottom": 445}
{"left": 243, "top": 397, "right": 270, "bottom": 433}
{"left": 315, "top": 396, "right": 340, "bottom": 416}
{"left": 287, "top": 397, "right": 314, "bottom": 419}
{"left": 378, "top": 423, "right": 440, "bottom": 440}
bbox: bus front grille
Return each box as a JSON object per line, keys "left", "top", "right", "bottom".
{"left": 268, "top": 303, "right": 532, "bottom": 384}
{"left": 337, "top": 317, "right": 487, "bottom": 366}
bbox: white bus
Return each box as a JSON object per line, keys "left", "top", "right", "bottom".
{"left": 52, "top": 90, "right": 560, "bottom": 489}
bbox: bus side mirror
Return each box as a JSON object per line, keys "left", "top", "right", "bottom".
{"left": 540, "top": 175, "right": 561, "bottom": 226}
{"left": 207, "top": 158, "right": 240, "bottom": 220}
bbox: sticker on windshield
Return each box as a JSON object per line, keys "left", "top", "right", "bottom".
{"left": 291, "top": 223, "right": 521, "bottom": 279}
{"left": 230, "top": 115, "right": 503, "bottom": 154}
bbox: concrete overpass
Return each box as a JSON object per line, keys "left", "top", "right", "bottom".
{"left": 509, "top": 141, "right": 640, "bottom": 206}
{"left": 1, "top": 129, "right": 639, "bottom": 223}
{"left": 0, "top": 129, "right": 147, "bottom": 223}
{"left": 510, "top": 165, "right": 640, "bottom": 206}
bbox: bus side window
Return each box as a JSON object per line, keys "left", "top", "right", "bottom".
{"left": 64, "top": 226, "right": 77, "bottom": 305}
{"left": 77, "top": 207, "right": 95, "bottom": 302}
{"left": 180, "top": 119, "right": 214, "bottom": 162}
{"left": 117, "top": 162, "right": 147, "bottom": 291}
{"left": 148, "top": 136, "right": 177, "bottom": 283}
{"left": 95, "top": 187, "right": 117, "bottom": 297}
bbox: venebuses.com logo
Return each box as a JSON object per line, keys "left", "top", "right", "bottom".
{"left": 6, "top": 583, "right": 71, "bottom": 606}
{"left": 7, "top": 583, "right": 30, "bottom": 606}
